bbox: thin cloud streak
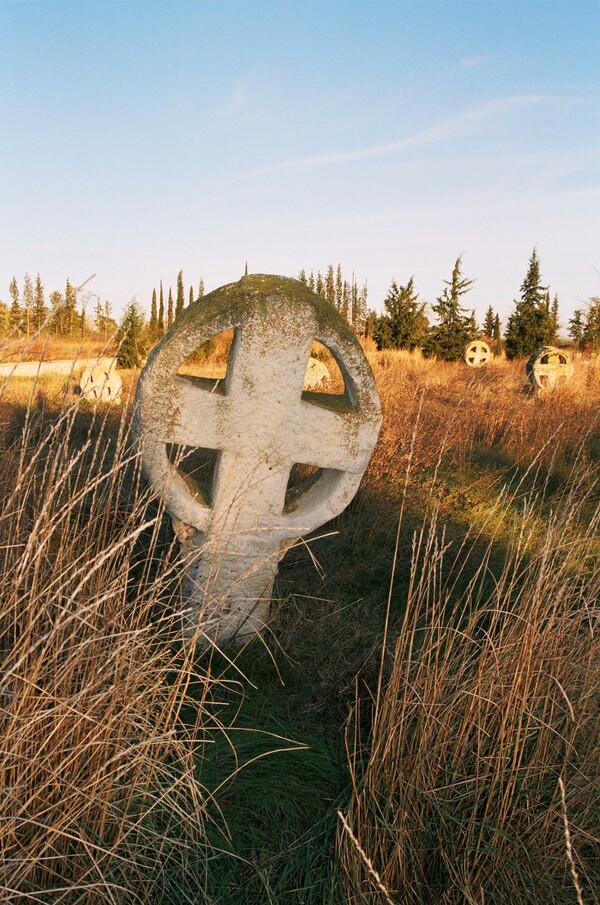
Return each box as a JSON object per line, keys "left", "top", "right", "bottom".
{"left": 243, "top": 94, "right": 570, "bottom": 178}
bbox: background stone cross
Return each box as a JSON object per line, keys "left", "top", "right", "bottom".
{"left": 134, "top": 274, "right": 381, "bottom": 643}
{"left": 464, "top": 340, "right": 491, "bottom": 367}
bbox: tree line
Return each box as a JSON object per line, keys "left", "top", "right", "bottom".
{"left": 368, "top": 248, "right": 599, "bottom": 361}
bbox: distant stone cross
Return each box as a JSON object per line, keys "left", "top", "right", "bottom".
{"left": 526, "top": 346, "right": 574, "bottom": 393}
{"left": 134, "top": 275, "right": 381, "bottom": 643}
{"left": 464, "top": 340, "right": 491, "bottom": 367}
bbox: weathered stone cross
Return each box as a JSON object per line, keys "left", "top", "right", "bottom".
{"left": 134, "top": 275, "right": 381, "bottom": 643}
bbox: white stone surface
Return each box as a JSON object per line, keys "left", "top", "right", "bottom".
{"left": 464, "top": 340, "right": 491, "bottom": 367}
{"left": 304, "top": 357, "right": 330, "bottom": 388}
{"left": 134, "top": 274, "right": 381, "bottom": 644}
{"left": 80, "top": 364, "right": 122, "bottom": 401}
{"left": 526, "top": 346, "right": 574, "bottom": 392}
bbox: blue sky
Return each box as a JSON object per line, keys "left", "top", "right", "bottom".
{"left": 1, "top": 0, "right": 598, "bottom": 327}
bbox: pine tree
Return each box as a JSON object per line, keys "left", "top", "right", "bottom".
{"left": 325, "top": 265, "right": 335, "bottom": 309}
{"left": 33, "top": 274, "right": 48, "bottom": 331}
{"left": 424, "top": 257, "right": 475, "bottom": 361}
{"left": 308, "top": 270, "right": 315, "bottom": 293}
{"left": 23, "top": 273, "right": 34, "bottom": 337}
{"left": 582, "top": 298, "right": 600, "bottom": 351}
{"left": 568, "top": 309, "right": 584, "bottom": 347}
{"left": 149, "top": 288, "right": 158, "bottom": 341}
{"left": 198, "top": 278, "right": 205, "bottom": 298}
{"left": 158, "top": 282, "right": 165, "bottom": 335}
{"left": 351, "top": 275, "right": 359, "bottom": 331}
{"left": 483, "top": 305, "right": 496, "bottom": 337}
{"left": 176, "top": 270, "right": 184, "bottom": 317}
{"left": 357, "top": 282, "right": 368, "bottom": 334}
{"left": 9, "top": 277, "right": 22, "bottom": 332}
{"left": 504, "top": 249, "right": 553, "bottom": 360}
{"left": 335, "top": 265, "right": 343, "bottom": 312}
{"left": 373, "top": 277, "right": 428, "bottom": 351}
{"left": 298, "top": 269, "right": 307, "bottom": 285}
{"left": 316, "top": 272, "right": 324, "bottom": 297}
{"left": 341, "top": 280, "right": 349, "bottom": 323}
{"left": 116, "top": 301, "right": 146, "bottom": 368}
{"left": 188, "top": 286, "right": 194, "bottom": 307}
{"left": 167, "top": 288, "right": 174, "bottom": 328}
{"left": 94, "top": 297, "right": 104, "bottom": 336}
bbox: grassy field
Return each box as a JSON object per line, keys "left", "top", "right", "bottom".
{"left": 0, "top": 342, "right": 598, "bottom": 903}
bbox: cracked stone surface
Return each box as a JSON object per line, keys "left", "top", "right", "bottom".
{"left": 134, "top": 274, "right": 382, "bottom": 644}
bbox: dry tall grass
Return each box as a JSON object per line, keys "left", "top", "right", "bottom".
{"left": 0, "top": 373, "right": 212, "bottom": 902}
{"left": 339, "top": 350, "right": 600, "bottom": 904}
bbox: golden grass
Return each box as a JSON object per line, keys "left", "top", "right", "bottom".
{"left": 0, "top": 371, "right": 212, "bottom": 902}
{"left": 339, "top": 349, "right": 600, "bottom": 904}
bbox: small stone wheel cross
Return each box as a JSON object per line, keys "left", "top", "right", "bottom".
{"left": 134, "top": 275, "right": 382, "bottom": 643}
{"left": 464, "top": 340, "right": 491, "bottom": 367}
{"left": 526, "top": 346, "right": 574, "bottom": 392}
{"left": 79, "top": 364, "right": 122, "bottom": 400}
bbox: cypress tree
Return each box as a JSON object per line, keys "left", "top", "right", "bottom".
{"left": 424, "top": 257, "right": 475, "bottom": 361}
{"left": 176, "top": 270, "right": 185, "bottom": 317}
{"left": 198, "top": 278, "right": 205, "bottom": 298}
{"left": 9, "top": 276, "right": 21, "bottom": 332}
{"left": 493, "top": 313, "right": 502, "bottom": 350}
{"left": 188, "top": 286, "right": 194, "bottom": 307}
{"left": 33, "top": 274, "right": 48, "bottom": 331}
{"left": 63, "top": 279, "right": 78, "bottom": 337}
{"left": 158, "top": 281, "right": 165, "bottom": 335}
{"left": 167, "top": 288, "right": 174, "bottom": 328}
{"left": 325, "top": 265, "right": 335, "bottom": 309}
{"left": 504, "top": 249, "right": 553, "bottom": 359}
{"left": 342, "top": 280, "right": 349, "bottom": 322}
{"left": 335, "top": 264, "right": 343, "bottom": 312}
{"left": 23, "top": 273, "right": 34, "bottom": 337}
{"left": 550, "top": 294, "right": 560, "bottom": 340}
{"left": 149, "top": 288, "right": 158, "bottom": 340}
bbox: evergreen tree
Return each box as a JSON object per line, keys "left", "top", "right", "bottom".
{"left": 33, "top": 274, "right": 48, "bottom": 331}
{"left": 23, "top": 273, "right": 34, "bottom": 337}
{"left": 94, "top": 297, "right": 104, "bottom": 335}
{"left": 504, "top": 249, "right": 553, "bottom": 359}
{"left": 63, "top": 279, "right": 78, "bottom": 337}
{"left": 493, "top": 313, "right": 503, "bottom": 351}
{"left": 467, "top": 310, "right": 479, "bottom": 337}
{"left": 298, "top": 269, "right": 307, "bottom": 285}
{"left": 316, "top": 271, "right": 324, "bottom": 297}
{"left": 357, "top": 282, "right": 368, "bottom": 335}
{"left": 364, "top": 309, "right": 378, "bottom": 340}
{"left": 149, "top": 288, "right": 158, "bottom": 340}
{"left": 582, "top": 298, "right": 600, "bottom": 351}
{"left": 341, "top": 280, "right": 349, "bottom": 323}
{"left": 198, "top": 278, "right": 205, "bottom": 298}
{"left": 188, "top": 286, "right": 194, "bottom": 307}
{"left": 568, "top": 309, "right": 585, "bottom": 347}
{"left": 335, "top": 264, "right": 343, "bottom": 312}
{"left": 116, "top": 301, "right": 146, "bottom": 368}
{"left": 550, "top": 294, "right": 560, "bottom": 340}
{"left": 158, "top": 281, "right": 165, "bottom": 335}
{"left": 0, "top": 302, "right": 9, "bottom": 334}
{"left": 176, "top": 270, "right": 185, "bottom": 317}
{"left": 49, "top": 291, "right": 64, "bottom": 334}
{"left": 483, "top": 305, "right": 496, "bottom": 337}
{"left": 9, "top": 276, "right": 22, "bottom": 332}
{"left": 424, "top": 257, "right": 475, "bottom": 361}
{"left": 325, "top": 265, "right": 335, "bottom": 309}
{"left": 167, "top": 287, "right": 174, "bottom": 328}
{"left": 373, "top": 277, "right": 428, "bottom": 351}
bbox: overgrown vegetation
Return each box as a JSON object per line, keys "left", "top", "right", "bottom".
{"left": 0, "top": 343, "right": 598, "bottom": 902}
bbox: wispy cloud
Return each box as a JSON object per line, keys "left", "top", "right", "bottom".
{"left": 458, "top": 54, "right": 486, "bottom": 69}
{"left": 244, "top": 94, "right": 562, "bottom": 178}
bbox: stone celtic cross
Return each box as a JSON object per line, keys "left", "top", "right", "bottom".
{"left": 464, "top": 340, "right": 491, "bottom": 367}
{"left": 134, "top": 275, "right": 381, "bottom": 643}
